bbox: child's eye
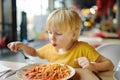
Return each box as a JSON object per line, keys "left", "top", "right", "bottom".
{"left": 47, "top": 31, "right": 52, "bottom": 34}
{"left": 56, "top": 33, "right": 62, "bottom": 35}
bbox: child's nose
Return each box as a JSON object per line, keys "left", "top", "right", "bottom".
{"left": 51, "top": 34, "right": 56, "bottom": 41}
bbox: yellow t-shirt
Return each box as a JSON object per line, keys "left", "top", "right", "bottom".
{"left": 37, "top": 41, "right": 100, "bottom": 68}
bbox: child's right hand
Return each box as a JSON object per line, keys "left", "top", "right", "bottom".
{"left": 7, "top": 41, "right": 23, "bottom": 53}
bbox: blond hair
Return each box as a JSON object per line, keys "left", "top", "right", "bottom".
{"left": 45, "top": 8, "right": 82, "bottom": 40}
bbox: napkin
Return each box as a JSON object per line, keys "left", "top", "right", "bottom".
{"left": 0, "top": 64, "right": 11, "bottom": 77}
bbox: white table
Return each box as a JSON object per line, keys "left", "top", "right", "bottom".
{"left": 0, "top": 61, "right": 114, "bottom": 80}
{"left": 0, "top": 61, "right": 28, "bottom": 80}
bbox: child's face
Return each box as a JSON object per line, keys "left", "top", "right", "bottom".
{"left": 47, "top": 30, "right": 74, "bottom": 51}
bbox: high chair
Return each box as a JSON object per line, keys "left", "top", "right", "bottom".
{"left": 96, "top": 43, "right": 120, "bottom": 71}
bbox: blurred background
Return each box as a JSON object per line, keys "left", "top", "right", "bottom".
{"left": 0, "top": 0, "right": 120, "bottom": 62}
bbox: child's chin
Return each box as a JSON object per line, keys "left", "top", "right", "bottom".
{"left": 55, "top": 47, "right": 61, "bottom": 51}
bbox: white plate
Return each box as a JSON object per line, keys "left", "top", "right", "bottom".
{"left": 16, "top": 63, "right": 75, "bottom": 80}
{"left": 113, "top": 71, "right": 120, "bottom": 80}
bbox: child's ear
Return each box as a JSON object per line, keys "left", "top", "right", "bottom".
{"left": 72, "top": 32, "right": 76, "bottom": 37}
{"left": 72, "top": 32, "right": 77, "bottom": 39}
{"left": 72, "top": 30, "right": 80, "bottom": 39}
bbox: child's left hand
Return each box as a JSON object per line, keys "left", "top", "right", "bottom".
{"left": 77, "top": 57, "right": 90, "bottom": 69}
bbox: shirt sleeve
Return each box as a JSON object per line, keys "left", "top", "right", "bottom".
{"left": 82, "top": 43, "right": 100, "bottom": 62}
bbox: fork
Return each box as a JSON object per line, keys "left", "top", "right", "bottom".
{"left": 18, "top": 50, "right": 34, "bottom": 63}
{"left": 19, "top": 50, "right": 30, "bottom": 60}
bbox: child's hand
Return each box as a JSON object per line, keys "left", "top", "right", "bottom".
{"left": 77, "top": 57, "right": 91, "bottom": 69}
{"left": 77, "top": 57, "right": 96, "bottom": 71}
{"left": 7, "top": 41, "right": 23, "bottom": 53}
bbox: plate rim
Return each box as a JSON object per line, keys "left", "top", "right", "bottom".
{"left": 16, "top": 63, "right": 75, "bottom": 80}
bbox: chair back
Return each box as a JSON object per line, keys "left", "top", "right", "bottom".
{"left": 96, "top": 43, "right": 120, "bottom": 70}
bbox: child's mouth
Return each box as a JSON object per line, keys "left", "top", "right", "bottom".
{"left": 53, "top": 44, "right": 57, "bottom": 46}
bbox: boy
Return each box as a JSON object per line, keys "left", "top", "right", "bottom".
{"left": 7, "top": 8, "right": 114, "bottom": 72}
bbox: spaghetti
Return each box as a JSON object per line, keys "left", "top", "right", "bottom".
{"left": 24, "top": 64, "right": 71, "bottom": 80}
